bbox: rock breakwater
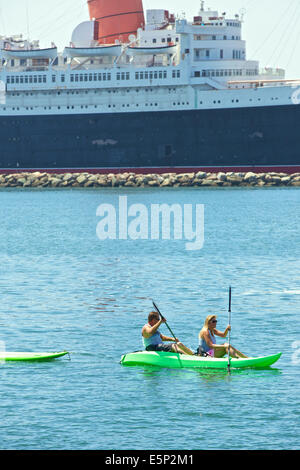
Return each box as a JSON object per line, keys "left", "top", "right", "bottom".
{"left": 0, "top": 171, "right": 300, "bottom": 188}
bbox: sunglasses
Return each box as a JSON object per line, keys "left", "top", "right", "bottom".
{"left": 210, "top": 319, "right": 217, "bottom": 324}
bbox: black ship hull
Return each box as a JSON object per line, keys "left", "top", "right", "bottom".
{"left": 1, "top": 104, "right": 300, "bottom": 173}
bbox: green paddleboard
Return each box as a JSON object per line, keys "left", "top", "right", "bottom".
{"left": 120, "top": 351, "right": 282, "bottom": 369}
{"left": 0, "top": 351, "right": 69, "bottom": 362}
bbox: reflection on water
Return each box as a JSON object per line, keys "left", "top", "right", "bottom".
{"left": 124, "top": 363, "right": 282, "bottom": 384}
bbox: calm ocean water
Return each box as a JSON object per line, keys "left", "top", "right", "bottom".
{"left": 0, "top": 186, "right": 299, "bottom": 450}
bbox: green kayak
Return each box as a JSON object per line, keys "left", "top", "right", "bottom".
{"left": 0, "top": 351, "right": 69, "bottom": 362}
{"left": 120, "top": 351, "right": 282, "bottom": 369}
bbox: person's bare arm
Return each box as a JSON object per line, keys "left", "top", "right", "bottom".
{"left": 142, "top": 318, "right": 164, "bottom": 338}
{"left": 214, "top": 325, "right": 231, "bottom": 338}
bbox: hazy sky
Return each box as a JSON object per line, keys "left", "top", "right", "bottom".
{"left": 1, "top": 0, "right": 300, "bottom": 78}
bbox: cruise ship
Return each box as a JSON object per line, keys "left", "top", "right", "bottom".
{"left": 0, "top": 0, "right": 300, "bottom": 174}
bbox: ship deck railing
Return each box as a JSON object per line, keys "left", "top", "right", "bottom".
{"left": 228, "top": 79, "right": 300, "bottom": 89}
{"left": 0, "top": 61, "right": 172, "bottom": 75}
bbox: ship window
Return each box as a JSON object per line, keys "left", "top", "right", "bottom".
{"left": 153, "top": 39, "right": 157, "bottom": 43}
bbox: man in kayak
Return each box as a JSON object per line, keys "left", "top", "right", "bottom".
{"left": 198, "top": 314, "right": 248, "bottom": 358}
{"left": 142, "top": 311, "right": 194, "bottom": 355}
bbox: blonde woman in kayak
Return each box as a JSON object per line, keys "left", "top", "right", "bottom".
{"left": 198, "top": 314, "right": 248, "bottom": 358}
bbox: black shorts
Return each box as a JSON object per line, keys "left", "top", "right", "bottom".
{"left": 146, "top": 343, "right": 174, "bottom": 352}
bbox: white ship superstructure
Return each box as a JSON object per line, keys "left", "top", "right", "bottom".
{"left": 0, "top": 5, "right": 289, "bottom": 116}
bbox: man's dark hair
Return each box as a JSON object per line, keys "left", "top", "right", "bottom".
{"left": 148, "top": 311, "right": 160, "bottom": 323}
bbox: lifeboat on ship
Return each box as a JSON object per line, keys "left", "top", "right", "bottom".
{"left": 0, "top": 47, "right": 58, "bottom": 60}
{"left": 126, "top": 44, "right": 178, "bottom": 56}
{"left": 63, "top": 44, "right": 122, "bottom": 58}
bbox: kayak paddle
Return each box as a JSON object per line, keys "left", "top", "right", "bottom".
{"left": 152, "top": 300, "right": 177, "bottom": 342}
{"left": 227, "top": 286, "right": 232, "bottom": 373}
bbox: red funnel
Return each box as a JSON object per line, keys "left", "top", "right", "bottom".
{"left": 87, "top": 0, "right": 145, "bottom": 44}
